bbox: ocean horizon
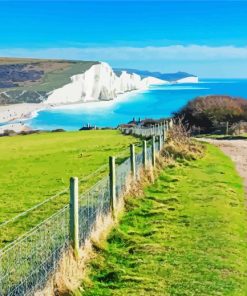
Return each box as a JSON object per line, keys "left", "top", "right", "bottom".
{"left": 28, "top": 78, "right": 247, "bottom": 131}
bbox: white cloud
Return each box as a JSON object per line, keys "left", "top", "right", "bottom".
{"left": 1, "top": 45, "right": 247, "bottom": 61}
{"left": 2, "top": 45, "right": 247, "bottom": 77}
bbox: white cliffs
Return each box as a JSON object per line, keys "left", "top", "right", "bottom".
{"left": 44, "top": 62, "right": 199, "bottom": 105}
{"left": 46, "top": 62, "right": 116, "bottom": 104}
{"left": 45, "top": 62, "right": 167, "bottom": 105}
{"left": 141, "top": 76, "right": 167, "bottom": 87}
{"left": 175, "top": 76, "right": 199, "bottom": 83}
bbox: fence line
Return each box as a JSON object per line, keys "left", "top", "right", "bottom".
{"left": 0, "top": 122, "right": 170, "bottom": 296}
{"left": 120, "top": 119, "right": 172, "bottom": 138}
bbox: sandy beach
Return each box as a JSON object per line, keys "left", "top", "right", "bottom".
{"left": 0, "top": 103, "right": 45, "bottom": 123}
{"left": 0, "top": 103, "right": 46, "bottom": 134}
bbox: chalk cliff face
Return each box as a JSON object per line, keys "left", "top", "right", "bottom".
{"left": 45, "top": 62, "right": 167, "bottom": 105}
{"left": 175, "top": 76, "right": 199, "bottom": 83}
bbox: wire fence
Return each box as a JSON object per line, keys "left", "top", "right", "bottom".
{"left": 120, "top": 119, "right": 172, "bottom": 138}
{"left": 0, "top": 206, "right": 70, "bottom": 296}
{"left": 0, "top": 124, "right": 168, "bottom": 296}
{"left": 0, "top": 163, "right": 110, "bottom": 250}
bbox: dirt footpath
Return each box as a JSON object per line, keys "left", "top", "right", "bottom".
{"left": 199, "top": 138, "right": 247, "bottom": 194}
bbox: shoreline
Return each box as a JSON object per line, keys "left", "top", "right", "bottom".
{"left": 0, "top": 87, "right": 148, "bottom": 134}
{"left": 51, "top": 88, "right": 148, "bottom": 111}
{"left": 0, "top": 103, "right": 47, "bottom": 134}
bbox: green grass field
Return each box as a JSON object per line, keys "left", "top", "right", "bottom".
{"left": 0, "top": 130, "right": 139, "bottom": 248}
{"left": 81, "top": 144, "right": 247, "bottom": 295}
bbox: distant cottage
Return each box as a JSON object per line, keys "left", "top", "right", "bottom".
{"left": 79, "top": 123, "right": 97, "bottom": 131}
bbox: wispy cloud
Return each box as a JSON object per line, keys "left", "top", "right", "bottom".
{"left": 1, "top": 45, "right": 247, "bottom": 61}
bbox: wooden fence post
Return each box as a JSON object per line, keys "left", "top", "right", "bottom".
{"left": 130, "top": 144, "right": 136, "bottom": 178}
{"left": 226, "top": 121, "right": 229, "bottom": 135}
{"left": 158, "top": 135, "right": 162, "bottom": 151}
{"left": 143, "top": 140, "right": 147, "bottom": 168}
{"left": 70, "top": 177, "right": 79, "bottom": 258}
{"left": 109, "top": 156, "right": 116, "bottom": 218}
{"left": 152, "top": 136, "right": 156, "bottom": 167}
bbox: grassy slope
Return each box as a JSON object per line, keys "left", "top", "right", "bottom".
{"left": 18, "top": 61, "right": 97, "bottom": 93}
{"left": 0, "top": 57, "right": 52, "bottom": 64}
{"left": 0, "top": 58, "right": 98, "bottom": 102}
{"left": 0, "top": 130, "right": 138, "bottom": 247}
{"left": 81, "top": 144, "right": 247, "bottom": 296}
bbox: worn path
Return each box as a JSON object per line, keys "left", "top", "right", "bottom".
{"left": 199, "top": 138, "right": 247, "bottom": 194}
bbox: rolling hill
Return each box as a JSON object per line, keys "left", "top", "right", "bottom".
{"left": 0, "top": 58, "right": 98, "bottom": 104}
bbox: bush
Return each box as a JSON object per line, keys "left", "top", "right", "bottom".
{"left": 164, "top": 122, "right": 204, "bottom": 160}
{"left": 174, "top": 95, "right": 247, "bottom": 133}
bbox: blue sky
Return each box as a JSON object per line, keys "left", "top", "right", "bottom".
{"left": 0, "top": 1, "right": 247, "bottom": 77}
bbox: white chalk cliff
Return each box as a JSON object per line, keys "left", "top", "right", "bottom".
{"left": 175, "top": 76, "right": 199, "bottom": 83}
{"left": 45, "top": 62, "right": 167, "bottom": 105}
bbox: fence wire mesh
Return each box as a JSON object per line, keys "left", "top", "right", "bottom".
{"left": 0, "top": 206, "right": 69, "bottom": 296}
{"left": 121, "top": 123, "right": 169, "bottom": 138}
{"left": 78, "top": 177, "right": 110, "bottom": 246}
{"left": 146, "top": 146, "right": 152, "bottom": 165}
{"left": 135, "top": 151, "right": 143, "bottom": 179}
{"left": 155, "top": 141, "right": 159, "bottom": 152}
{"left": 116, "top": 158, "right": 131, "bottom": 199}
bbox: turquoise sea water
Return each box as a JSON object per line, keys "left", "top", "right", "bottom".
{"left": 28, "top": 79, "right": 247, "bottom": 130}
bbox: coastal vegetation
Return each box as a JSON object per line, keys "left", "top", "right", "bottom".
{"left": 0, "top": 58, "right": 98, "bottom": 104}
{"left": 174, "top": 95, "right": 247, "bottom": 134}
{"left": 80, "top": 143, "right": 247, "bottom": 296}
{"left": 0, "top": 130, "right": 138, "bottom": 247}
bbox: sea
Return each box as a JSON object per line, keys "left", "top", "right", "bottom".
{"left": 27, "top": 79, "right": 247, "bottom": 130}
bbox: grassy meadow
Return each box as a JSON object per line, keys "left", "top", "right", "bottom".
{"left": 21, "top": 61, "right": 97, "bottom": 93}
{"left": 81, "top": 144, "right": 247, "bottom": 295}
{"left": 0, "top": 130, "right": 139, "bottom": 247}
